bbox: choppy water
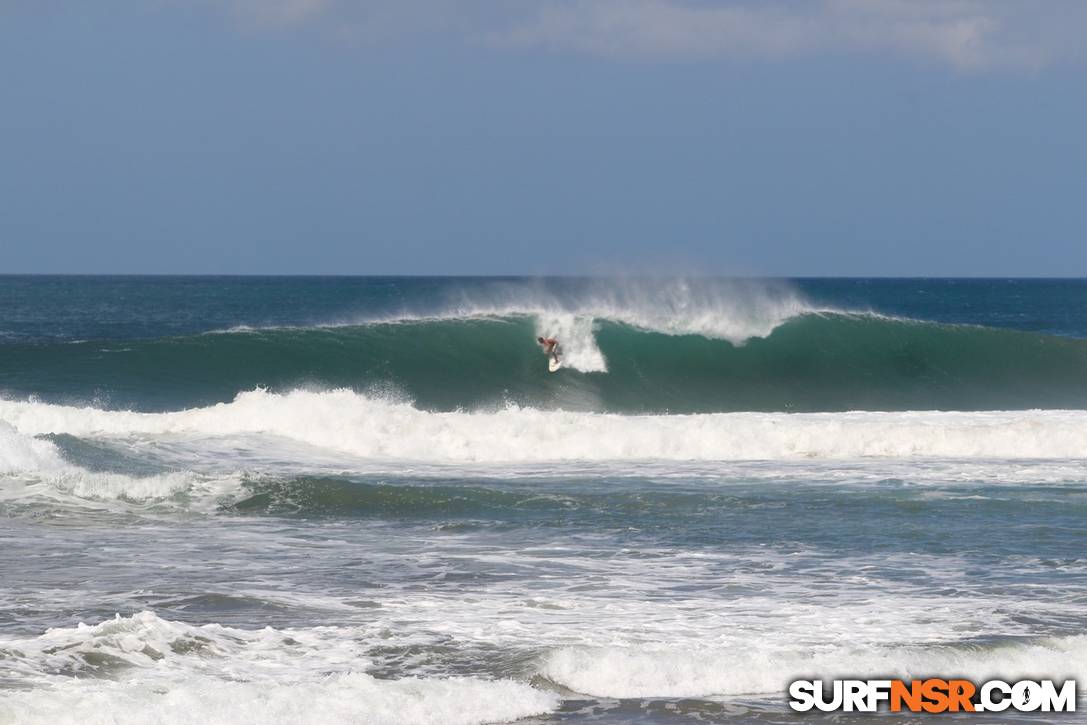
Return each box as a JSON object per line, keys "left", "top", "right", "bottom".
{"left": 1, "top": 276, "right": 1086, "bottom": 724}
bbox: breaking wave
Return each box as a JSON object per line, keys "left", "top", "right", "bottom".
{"left": 539, "top": 637, "right": 1087, "bottom": 698}
{"left": 0, "top": 612, "right": 558, "bottom": 725}
{"left": 5, "top": 309, "right": 1087, "bottom": 413}
{"left": 5, "top": 390, "right": 1087, "bottom": 465}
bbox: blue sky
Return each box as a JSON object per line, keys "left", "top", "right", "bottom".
{"left": 2, "top": 1, "right": 1085, "bottom": 275}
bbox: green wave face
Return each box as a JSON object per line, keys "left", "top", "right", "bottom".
{"left": 5, "top": 313, "right": 1087, "bottom": 413}
{"left": 226, "top": 476, "right": 785, "bottom": 523}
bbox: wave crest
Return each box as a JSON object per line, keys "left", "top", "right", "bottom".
{"left": 9, "top": 301, "right": 1087, "bottom": 413}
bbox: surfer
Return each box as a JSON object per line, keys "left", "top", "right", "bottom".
{"left": 537, "top": 336, "right": 560, "bottom": 363}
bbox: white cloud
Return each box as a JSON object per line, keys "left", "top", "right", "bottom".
{"left": 183, "top": 0, "right": 1087, "bottom": 71}
{"left": 209, "top": 0, "right": 480, "bottom": 42}
{"left": 493, "top": 0, "right": 1086, "bottom": 71}
{"left": 226, "top": 0, "right": 331, "bottom": 28}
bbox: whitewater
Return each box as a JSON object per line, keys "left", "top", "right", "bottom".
{"left": 6, "top": 390, "right": 1087, "bottom": 464}
{"left": 4, "top": 276, "right": 1087, "bottom": 724}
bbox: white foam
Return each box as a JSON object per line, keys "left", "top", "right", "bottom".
{"left": 7, "top": 390, "right": 1087, "bottom": 465}
{"left": 440, "top": 278, "right": 818, "bottom": 372}
{"left": 534, "top": 313, "right": 608, "bottom": 373}
{"left": 0, "top": 612, "right": 558, "bottom": 725}
{"left": 1, "top": 548, "right": 1083, "bottom": 712}
{"left": 0, "top": 675, "right": 557, "bottom": 725}
{"left": 47, "top": 469, "right": 228, "bottom": 502}
{"left": 0, "top": 420, "right": 237, "bottom": 506}
{"left": 540, "top": 636, "right": 1087, "bottom": 698}
{"left": 0, "top": 421, "right": 67, "bottom": 474}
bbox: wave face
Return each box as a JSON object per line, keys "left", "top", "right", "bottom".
{"left": 6, "top": 311, "right": 1087, "bottom": 413}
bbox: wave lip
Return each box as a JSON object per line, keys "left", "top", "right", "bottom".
{"left": 391, "top": 275, "right": 814, "bottom": 341}
{"left": 384, "top": 277, "right": 813, "bottom": 375}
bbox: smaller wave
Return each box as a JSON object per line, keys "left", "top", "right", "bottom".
{"left": 0, "top": 421, "right": 237, "bottom": 508}
{"left": 539, "top": 636, "right": 1087, "bottom": 699}
{"left": 7, "top": 389, "right": 1087, "bottom": 463}
{"left": 0, "top": 420, "right": 66, "bottom": 475}
{"left": 0, "top": 612, "right": 558, "bottom": 725}
{"left": 226, "top": 477, "right": 724, "bottom": 518}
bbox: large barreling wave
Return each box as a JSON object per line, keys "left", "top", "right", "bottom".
{"left": 4, "top": 277, "right": 1087, "bottom": 413}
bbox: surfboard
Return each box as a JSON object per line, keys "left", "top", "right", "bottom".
{"left": 549, "top": 357, "right": 562, "bottom": 373}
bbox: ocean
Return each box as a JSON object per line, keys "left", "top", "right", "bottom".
{"left": 1, "top": 276, "right": 1085, "bottom": 724}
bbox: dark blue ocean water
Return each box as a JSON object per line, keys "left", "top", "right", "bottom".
{"left": 1, "top": 277, "right": 1086, "bottom": 724}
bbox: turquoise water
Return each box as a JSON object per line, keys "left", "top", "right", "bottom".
{"left": 1, "top": 277, "right": 1086, "bottom": 724}
{"left": 6, "top": 277, "right": 1087, "bottom": 412}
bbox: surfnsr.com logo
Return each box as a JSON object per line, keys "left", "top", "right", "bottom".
{"left": 788, "top": 679, "right": 1077, "bottom": 713}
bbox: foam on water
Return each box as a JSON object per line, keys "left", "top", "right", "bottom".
{"left": 0, "top": 421, "right": 237, "bottom": 506}
{"left": 0, "top": 612, "right": 558, "bottom": 725}
{"left": 533, "top": 313, "right": 608, "bottom": 372}
{"left": 0, "top": 421, "right": 66, "bottom": 475}
{"left": 2, "top": 584, "right": 1083, "bottom": 718}
{"left": 540, "top": 636, "right": 1087, "bottom": 698}
{"left": 6, "top": 390, "right": 1087, "bottom": 465}
{"left": 0, "top": 675, "right": 557, "bottom": 725}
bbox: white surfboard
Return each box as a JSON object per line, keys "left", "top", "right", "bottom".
{"left": 549, "top": 357, "right": 562, "bottom": 373}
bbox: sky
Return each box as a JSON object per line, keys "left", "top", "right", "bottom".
{"left": 1, "top": 0, "right": 1085, "bottom": 276}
